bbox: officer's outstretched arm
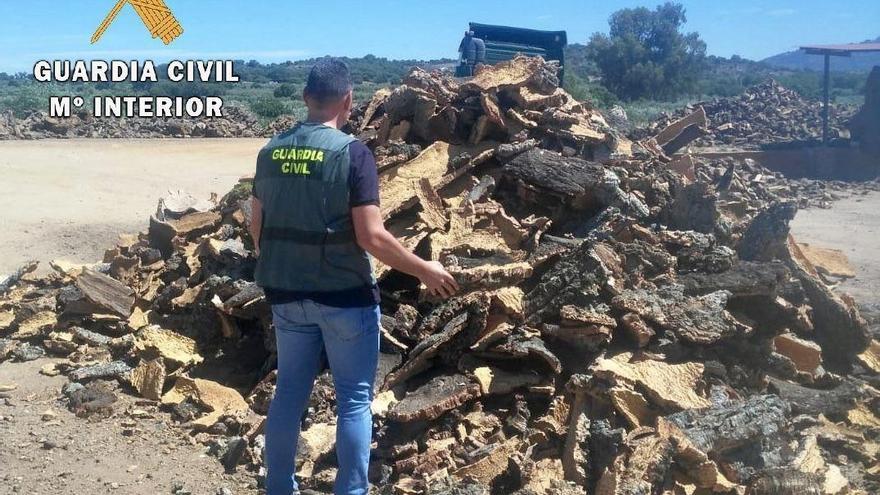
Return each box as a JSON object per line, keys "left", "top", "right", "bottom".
{"left": 352, "top": 204, "right": 459, "bottom": 298}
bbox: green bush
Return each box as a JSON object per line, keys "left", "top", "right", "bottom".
{"left": 0, "top": 93, "right": 42, "bottom": 117}
{"left": 273, "top": 83, "right": 299, "bottom": 98}
{"left": 250, "top": 97, "right": 286, "bottom": 118}
{"left": 564, "top": 72, "right": 619, "bottom": 109}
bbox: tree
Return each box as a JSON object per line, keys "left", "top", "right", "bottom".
{"left": 587, "top": 2, "right": 706, "bottom": 100}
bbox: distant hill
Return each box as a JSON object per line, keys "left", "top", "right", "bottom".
{"left": 762, "top": 37, "right": 880, "bottom": 72}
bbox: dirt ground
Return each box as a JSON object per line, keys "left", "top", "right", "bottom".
{"left": 0, "top": 358, "right": 261, "bottom": 495}
{"left": 791, "top": 190, "right": 880, "bottom": 322}
{"left": 0, "top": 140, "right": 878, "bottom": 494}
{"left": 0, "top": 139, "right": 264, "bottom": 277}
{"left": 0, "top": 140, "right": 264, "bottom": 495}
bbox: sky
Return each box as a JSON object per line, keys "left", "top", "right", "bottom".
{"left": 1, "top": 0, "right": 878, "bottom": 73}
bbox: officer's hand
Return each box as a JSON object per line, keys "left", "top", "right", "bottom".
{"left": 419, "top": 261, "right": 460, "bottom": 299}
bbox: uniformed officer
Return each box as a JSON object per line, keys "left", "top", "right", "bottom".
{"left": 459, "top": 30, "right": 476, "bottom": 60}
{"left": 250, "top": 59, "right": 458, "bottom": 495}
{"left": 459, "top": 30, "right": 477, "bottom": 76}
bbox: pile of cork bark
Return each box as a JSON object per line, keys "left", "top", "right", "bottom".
{"left": 633, "top": 80, "right": 856, "bottom": 149}
{"left": 1, "top": 57, "right": 879, "bottom": 495}
{"left": 0, "top": 105, "right": 292, "bottom": 139}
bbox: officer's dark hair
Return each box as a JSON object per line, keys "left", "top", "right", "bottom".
{"left": 304, "top": 58, "right": 352, "bottom": 105}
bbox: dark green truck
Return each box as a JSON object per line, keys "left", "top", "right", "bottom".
{"left": 455, "top": 22, "right": 568, "bottom": 82}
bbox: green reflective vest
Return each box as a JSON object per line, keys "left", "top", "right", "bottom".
{"left": 253, "top": 122, "right": 374, "bottom": 292}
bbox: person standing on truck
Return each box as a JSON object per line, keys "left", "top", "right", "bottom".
{"left": 249, "top": 59, "right": 459, "bottom": 495}
{"left": 459, "top": 30, "right": 477, "bottom": 76}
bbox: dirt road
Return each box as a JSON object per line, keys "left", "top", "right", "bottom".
{"left": 0, "top": 139, "right": 263, "bottom": 277}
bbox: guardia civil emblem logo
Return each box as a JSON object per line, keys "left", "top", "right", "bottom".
{"left": 92, "top": 0, "right": 184, "bottom": 45}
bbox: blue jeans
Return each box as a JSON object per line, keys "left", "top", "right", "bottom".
{"left": 265, "top": 300, "right": 380, "bottom": 495}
